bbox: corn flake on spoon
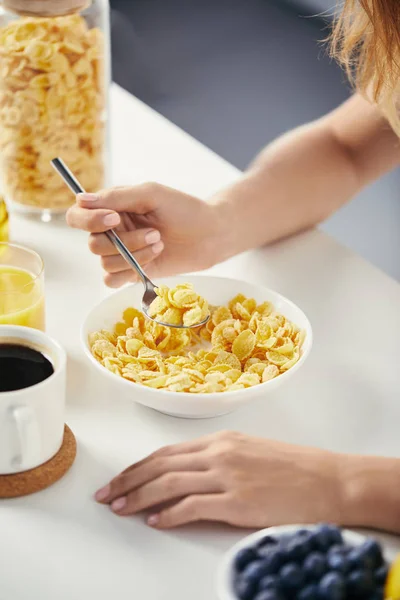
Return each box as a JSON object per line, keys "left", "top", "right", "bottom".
{"left": 51, "top": 158, "right": 209, "bottom": 330}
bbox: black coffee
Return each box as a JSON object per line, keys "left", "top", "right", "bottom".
{"left": 0, "top": 343, "right": 54, "bottom": 392}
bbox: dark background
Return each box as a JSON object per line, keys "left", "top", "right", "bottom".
{"left": 109, "top": 0, "right": 400, "bottom": 281}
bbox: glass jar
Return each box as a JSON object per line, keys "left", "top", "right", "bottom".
{"left": 0, "top": 0, "right": 110, "bottom": 221}
{"left": 0, "top": 195, "right": 8, "bottom": 240}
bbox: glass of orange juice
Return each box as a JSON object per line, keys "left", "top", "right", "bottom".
{"left": 0, "top": 243, "right": 45, "bottom": 331}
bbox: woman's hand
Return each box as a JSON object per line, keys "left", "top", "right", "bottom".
{"left": 66, "top": 183, "right": 230, "bottom": 287}
{"left": 94, "top": 431, "right": 343, "bottom": 529}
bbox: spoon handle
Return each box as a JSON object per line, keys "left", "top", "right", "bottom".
{"left": 51, "top": 158, "right": 152, "bottom": 286}
{"left": 105, "top": 229, "right": 148, "bottom": 285}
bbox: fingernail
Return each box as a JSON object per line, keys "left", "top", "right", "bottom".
{"left": 145, "top": 230, "right": 161, "bottom": 245}
{"left": 111, "top": 497, "right": 127, "bottom": 512}
{"left": 152, "top": 241, "right": 164, "bottom": 254}
{"left": 147, "top": 514, "right": 159, "bottom": 527}
{"left": 95, "top": 485, "right": 110, "bottom": 502}
{"left": 77, "top": 193, "right": 98, "bottom": 202}
{"left": 103, "top": 213, "right": 120, "bottom": 226}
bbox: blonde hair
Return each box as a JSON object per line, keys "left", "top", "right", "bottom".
{"left": 331, "top": 0, "right": 400, "bottom": 134}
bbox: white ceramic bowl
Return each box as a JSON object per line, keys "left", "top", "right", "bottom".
{"left": 217, "top": 524, "right": 381, "bottom": 600}
{"left": 81, "top": 275, "right": 313, "bottom": 418}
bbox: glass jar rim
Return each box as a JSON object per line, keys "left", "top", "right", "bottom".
{"left": 0, "top": 242, "right": 44, "bottom": 293}
{"left": 2, "top": 0, "right": 91, "bottom": 17}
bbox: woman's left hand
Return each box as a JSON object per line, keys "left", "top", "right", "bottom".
{"left": 94, "top": 431, "right": 343, "bottom": 529}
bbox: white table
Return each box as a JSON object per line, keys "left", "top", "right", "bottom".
{"left": 2, "top": 84, "right": 400, "bottom": 599}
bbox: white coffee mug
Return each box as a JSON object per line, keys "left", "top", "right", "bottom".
{"left": 0, "top": 325, "right": 67, "bottom": 475}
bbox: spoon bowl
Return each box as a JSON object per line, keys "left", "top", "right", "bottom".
{"left": 51, "top": 157, "right": 209, "bottom": 330}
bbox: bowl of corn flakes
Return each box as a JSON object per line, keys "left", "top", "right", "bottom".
{"left": 81, "top": 275, "right": 313, "bottom": 418}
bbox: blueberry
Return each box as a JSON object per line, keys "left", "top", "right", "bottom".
{"left": 256, "top": 548, "right": 286, "bottom": 574}
{"left": 242, "top": 560, "right": 269, "bottom": 583}
{"left": 258, "top": 545, "right": 277, "bottom": 559}
{"left": 277, "top": 532, "right": 313, "bottom": 564}
{"left": 347, "top": 547, "right": 372, "bottom": 571}
{"left": 332, "top": 543, "right": 352, "bottom": 556}
{"left": 298, "top": 531, "right": 319, "bottom": 553}
{"left": 303, "top": 552, "right": 328, "bottom": 581}
{"left": 284, "top": 538, "right": 309, "bottom": 562}
{"left": 277, "top": 532, "right": 293, "bottom": 544}
{"left": 295, "top": 529, "right": 313, "bottom": 545}
{"left": 297, "top": 584, "right": 319, "bottom": 600}
{"left": 297, "top": 528, "right": 311, "bottom": 537}
{"left": 350, "top": 545, "right": 381, "bottom": 571}
{"left": 257, "top": 535, "right": 279, "bottom": 551}
{"left": 254, "top": 591, "right": 284, "bottom": 600}
{"left": 320, "top": 523, "right": 343, "bottom": 545}
{"left": 347, "top": 569, "right": 375, "bottom": 597}
{"left": 327, "top": 545, "right": 347, "bottom": 557}
{"left": 326, "top": 525, "right": 343, "bottom": 546}
{"left": 235, "top": 548, "right": 258, "bottom": 573}
{"left": 326, "top": 552, "right": 350, "bottom": 575}
{"left": 278, "top": 562, "right": 305, "bottom": 593}
{"left": 258, "top": 575, "right": 278, "bottom": 591}
{"left": 367, "top": 588, "right": 384, "bottom": 600}
{"left": 309, "top": 532, "right": 329, "bottom": 553}
{"left": 234, "top": 577, "right": 257, "bottom": 600}
{"left": 358, "top": 539, "right": 384, "bottom": 569}
{"left": 312, "top": 524, "right": 342, "bottom": 552}
{"left": 295, "top": 532, "right": 314, "bottom": 559}
{"left": 374, "top": 564, "right": 389, "bottom": 585}
{"left": 317, "top": 572, "right": 346, "bottom": 600}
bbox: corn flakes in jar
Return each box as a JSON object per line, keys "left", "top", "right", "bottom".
{"left": 0, "top": 0, "right": 110, "bottom": 220}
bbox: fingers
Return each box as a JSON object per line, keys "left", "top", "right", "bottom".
{"left": 66, "top": 205, "right": 121, "bottom": 232}
{"left": 76, "top": 182, "right": 163, "bottom": 214}
{"left": 110, "top": 472, "right": 217, "bottom": 516}
{"left": 103, "top": 269, "right": 138, "bottom": 288}
{"left": 101, "top": 244, "right": 163, "bottom": 274}
{"left": 86, "top": 229, "right": 164, "bottom": 287}
{"left": 150, "top": 435, "right": 224, "bottom": 458}
{"left": 119, "top": 434, "right": 223, "bottom": 476}
{"left": 67, "top": 182, "right": 175, "bottom": 233}
{"left": 103, "top": 259, "right": 160, "bottom": 287}
{"left": 89, "top": 229, "right": 162, "bottom": 256}
{"left": 96, "top": 453, "right": 208, "bottom": 504}
{"left": 122, "top": 438, "right": 212, "bottom": 474}
{"left": 66, "top": 185, "right": 169, "bottom": 289}
{"left": 147, "top": 494, "right": 228, "bottom": 529}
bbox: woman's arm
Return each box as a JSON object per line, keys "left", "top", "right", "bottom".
{"left": 94, "top": 431, "right": 400, "bottom": 533}
{"left": 67, "top": 95, "right": 400, "bottom": 284}
{"left": 340, "top": 453, "right": 400, "bottom": 534}
{"left": 213, "top": 93, "right": 400, "bottom": 258}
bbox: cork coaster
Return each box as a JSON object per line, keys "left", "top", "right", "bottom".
{"left": 0, "top": 425, "right": 76, "bottom": 499}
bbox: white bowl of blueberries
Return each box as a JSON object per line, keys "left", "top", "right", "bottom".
{"left": 217, "top": 523, "right": 389, "bottom": 600}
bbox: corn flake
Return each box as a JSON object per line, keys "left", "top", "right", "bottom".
{"left": 232, "top": 330, "right": 256, "bottom": 361}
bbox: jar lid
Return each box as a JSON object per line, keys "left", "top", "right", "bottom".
{"left": 2, "top": 0, "right": 91, "bottom": 16}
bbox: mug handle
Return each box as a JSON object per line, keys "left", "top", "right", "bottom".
{"left": 10, "top": 406, "right": 41, "bottom": 472}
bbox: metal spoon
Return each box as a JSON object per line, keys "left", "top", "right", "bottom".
{"left": 51, "top": 158, "right": 209, "bottom": 330}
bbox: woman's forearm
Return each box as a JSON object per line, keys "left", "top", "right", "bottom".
{"left": 212, "top": 121, "right": 360, "bottom": 256}
{"left": 211, "top": 94, "right": 399, "bottom": 259}
{"left": 339, "top": 453, "right": 400, "bottom": 534}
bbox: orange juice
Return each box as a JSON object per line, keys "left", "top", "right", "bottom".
{"left": 0, "top": 266, "right": 45, "bottom": 330}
